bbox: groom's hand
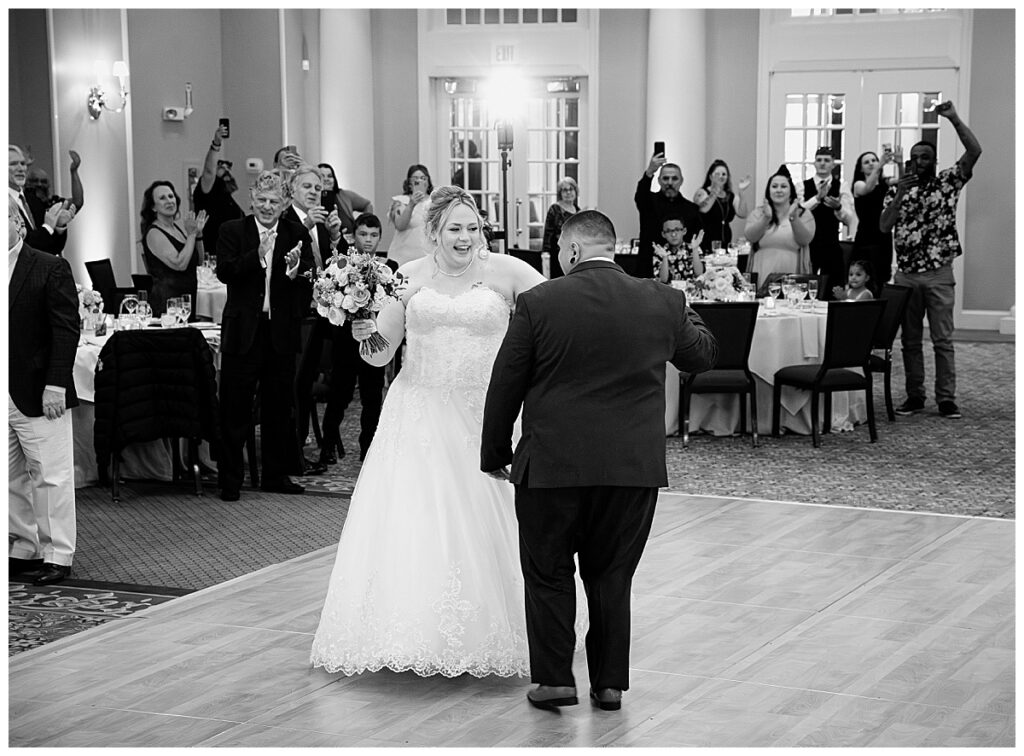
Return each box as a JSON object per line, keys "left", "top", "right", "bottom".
{"left": 484, "top": 466, "right": 511, "bottom": 481}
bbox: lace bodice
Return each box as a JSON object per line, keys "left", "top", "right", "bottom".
{"left": 402, "top": 285, "right": 511, "bottom": 395}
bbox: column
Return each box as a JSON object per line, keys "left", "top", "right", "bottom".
{"left": 646, "top": 9, "right": 706, "bottom": 190}
{"left": 319, "top": 9, "right": 375, "bottom": 198}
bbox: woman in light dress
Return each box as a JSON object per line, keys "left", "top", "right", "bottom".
{"left": 386, "top": 164, "right": 434, "bottom": 267}
{"left": 744, "top": 164, "right": 815, "bottom": 292}
{"left": 311, "top": 186, "right": 584, "bottom": 678}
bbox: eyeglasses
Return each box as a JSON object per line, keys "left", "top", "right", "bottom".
{"left": 217, "top": 160, "right": 233, "bottom": 169}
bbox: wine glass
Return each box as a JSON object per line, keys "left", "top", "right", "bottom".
{"left": 807, "top": 279, "right": 819, "bottom": 305}
{"left": 180, "top": 294, "right": 192, "bottom": 323}
{"left": 768, "top": 281, "right": 782, "bottom": 301}
{"left": 797, "top": 282, "right": 809, "bottom": 310}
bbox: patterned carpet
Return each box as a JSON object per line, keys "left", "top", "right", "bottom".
{"left": 9, "top": 582, "right": 182, "bottom": 656}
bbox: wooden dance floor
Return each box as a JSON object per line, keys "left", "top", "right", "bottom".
{"left": 9, "top": 493, "right": 1013, "bottom": 747}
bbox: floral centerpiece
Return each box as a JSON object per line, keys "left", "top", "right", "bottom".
{"left": 311, "top": 252, "right": 406, "bottom": 356}
{"left": 76, "top": 284, "right": 104, "bottom": 324}
{"left": 694, "top": 264, "right": 745, "bottom": 302}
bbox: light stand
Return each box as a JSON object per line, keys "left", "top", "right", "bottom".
{"left": 496, "top": 120, "right": 514, "bottom": 253}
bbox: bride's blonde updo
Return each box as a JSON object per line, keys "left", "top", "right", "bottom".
{"left": 425, "top": 185, "right": 483, "bottom": 242}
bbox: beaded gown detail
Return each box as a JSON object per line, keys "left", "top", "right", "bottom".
{"left": 311, "top": 285, "right": 582, "bottom": 678}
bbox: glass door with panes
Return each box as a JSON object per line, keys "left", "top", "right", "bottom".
{"left": 440, "top": 77, "right": 584, "bottom": 251}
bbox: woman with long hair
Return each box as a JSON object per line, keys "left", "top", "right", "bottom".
{"left": 743, "top": 165, "right": 815, "bottom": 286}
{"left": 386, "top": 164, "right": 434, "bottom": 266}
{"left": 139, "top": 180, "right": 206, "bottom": 318}
{"left": 851, "top": 149, "right": 896, "bottom": 285}
{"left": 692, "top": 159, "right": 752, "bottom": 254}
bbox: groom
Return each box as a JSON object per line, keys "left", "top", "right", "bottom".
{"left": 481, "top": 210, "right": 717, "bottom": 711}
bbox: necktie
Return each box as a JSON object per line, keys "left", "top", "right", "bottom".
{"left": 262, "top": 230, "right": 273, "bottom": 316}
{"left": 18, "top": 193, "right": 35, "bottom": 230}
{"left": 309, "top": 228, "right": 323, "bottom": 271}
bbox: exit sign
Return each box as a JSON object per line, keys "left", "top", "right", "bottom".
{"left": 493, "top": 43, "right": 517, "bottom": 64}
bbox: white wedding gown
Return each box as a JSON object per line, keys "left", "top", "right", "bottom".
{"left": 310, "top": 285, "right": 583, "bottom": 678}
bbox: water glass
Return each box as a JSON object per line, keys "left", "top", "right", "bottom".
{"left": 807, "top": 279, "right": 819, "bottom": 303}
{"left": 797, "top": 282, "right": 809, "bottom": 309}
{"left": 180, "top": 294, "right": 192, "bottom": 323}
{"left": 166, "top": 297, "right": 181, "bottom": 327}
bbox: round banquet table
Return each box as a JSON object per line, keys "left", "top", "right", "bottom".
{"left": 72, "top": 325, "right": 221, "bottom": 488}
{"left": 196, "top": 281, "right": 227, "bottom": 323}
{"left": 665, "top": 302, "right": 868, "bottom": 437}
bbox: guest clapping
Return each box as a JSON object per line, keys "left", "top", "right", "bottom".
{"left": 140, "top": 180, "right": 207, "bottom": 319}
{"left": 744, "top": 165, "right": 814, "bottom": 289}
{"left": 387, "top": 164, "right": 434, "bottom": 267}
{"left": 318, "top": 162, "right": 373, "bottom": 239}
{"left": 692, "top": 159, "right": 751, "bottom": 254}
{"left": 9, "top": 145, "right": 75, "bottom": 256}
{"left": 655, "top": 218, "right": 704, "bottom": 285}
{"left": 832, "top": 259, "right": 876, "bottom": 301}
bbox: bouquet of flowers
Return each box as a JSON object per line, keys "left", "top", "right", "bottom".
{"left": 76, "top": 284, "right": 104, "bottom": 322}
{"left": 695, "top": 265, "right": 745, "bottom": 302}
{"left": 311, "top": 252, "right": 406, "bottom": 356}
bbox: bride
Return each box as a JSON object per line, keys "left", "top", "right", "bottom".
{"left": 310, "top": 186, "right": 559, "bottom": 677}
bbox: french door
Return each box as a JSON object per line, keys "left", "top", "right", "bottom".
{"left": 437, "top": 77, "right": 586, "bottom": 251}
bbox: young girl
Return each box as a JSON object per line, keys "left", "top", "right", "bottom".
{"left": 832, "top": 259, "right": 876, "bottom": 301}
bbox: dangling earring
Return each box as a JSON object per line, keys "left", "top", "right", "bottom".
{"left": 477, "top": 244, "right": 490, "bottom": 260}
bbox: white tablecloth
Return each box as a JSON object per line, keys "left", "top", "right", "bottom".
{"left": 196, "top": 282, "right": 227, "bottom": 323}
{"left": 72, "top": 327, "right": 221, "bottom": 488}
{"left": 665, "top": 303, "right": 867, "bottom": 436}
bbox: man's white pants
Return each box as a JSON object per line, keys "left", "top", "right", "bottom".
{"left": 8, "top": 396, "right": 76, "bottom": 566}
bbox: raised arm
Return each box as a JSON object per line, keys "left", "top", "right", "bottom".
{"left": 199, "top": 123, "right": 229, "bottom": 194}
{"left": 936, "top": 101, "right": 982, "bottom": 178}
{"left": 68, "top": 150, "right": 84, "bottom": 211}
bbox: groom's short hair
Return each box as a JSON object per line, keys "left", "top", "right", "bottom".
{"left": 561, "top": 210, "right": 615, "bottom": 247}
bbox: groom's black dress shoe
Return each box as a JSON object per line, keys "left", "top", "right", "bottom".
{"left": 9, "top": 557, "right": 44, "bottom": 577}
{"left": 589, "top": 688, "right": 622, "bottom": 711}
{"left": 27, "top": 563, "right": 71, "bottom": 586}
{"left": 527, "top": 686, "right": 578, "bottom": 711}
{"left": 261, "top": 478, "right": 305, "bottom": 495}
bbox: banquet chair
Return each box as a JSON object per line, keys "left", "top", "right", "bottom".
{"left": 85, "top": 259, "right": 137, "bottom": 314}
{"left": 131, "top": 273, "right": 153, "bottom": 297}
{"left": 771, "top": 299, "right": 887, "bottom": 448}
{"left": 93, "top": 328, "right": 220, "bottom": 503}
{"left": 869, "top": 284, "right": 912, "bottom": 421}
{"left": 681, "top": 302, "right": 760, "bottom": 448}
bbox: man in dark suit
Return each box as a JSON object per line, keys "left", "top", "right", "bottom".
{"left": 215, "top": 170, "right": 314, "bottom": 501}
{"left": 802, "top": 147, "right": 855, "bottom": 299}
{"left": 281, "top": 163, "right": 346, "bottom": 472}
{"left": 481, "top": 210, "right": 718, "bottom": 712}
{"left": 8, "top": 145, "right": 75, "bottom": 256}
{"left": 8, "top": 199, "right": 81, "bottom": 585}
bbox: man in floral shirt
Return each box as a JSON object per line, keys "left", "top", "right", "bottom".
{"left": 880, "top": 101, "right": 982, "bottom": 420}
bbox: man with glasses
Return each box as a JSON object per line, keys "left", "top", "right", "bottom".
{"left": 194, "top": 122, "right": 243, "bottom": 257}
{"left": 634, "top": 150, "right": 702, "bottom": 280}
{"left": 215, "top": 171, "right": 314, "bottom": 501}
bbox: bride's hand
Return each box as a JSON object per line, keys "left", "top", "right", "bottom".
{"left": 484, "top": 466, "right": 511, "bottom": 481}
{"left": 351, "top": 318, "right": 377, "bottom": 342}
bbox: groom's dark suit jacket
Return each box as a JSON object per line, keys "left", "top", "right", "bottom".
{"left": 481, "top": 258, "right": 717, "bottom": 487}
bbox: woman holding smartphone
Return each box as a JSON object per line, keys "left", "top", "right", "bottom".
{"left": 387, "top": 164, "right": 434, "bottom": 266}
{"left": 851, "top": 148, "right": 897, "bottom": 285}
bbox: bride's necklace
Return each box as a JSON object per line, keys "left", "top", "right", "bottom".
{"left": 433, "top": 252, "right": 474, "bottom": 278}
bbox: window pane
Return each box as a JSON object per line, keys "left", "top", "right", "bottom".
{"left": 562, "top": 9, "right": 577, "bottom": 22}
{"left": 484, "top": 8, "right": 499, "bottom": 24}
{"left": 784, "top": 130, "right": 804, "bottom": 163}
{"left": 446, "top": 9, "right": 461, "bottom": 24}
{"left": 465, "top": 8, "right": 480, "bottom": 24}
{"left": 542, "top": 8, "right": 558, "bottom": 22}
{"left": 565, "top": 99, "right": 578, "bottom": 128}
{"left": 504, "top": 8, "right": 519, "bottom": 23}
{"left": 785, "top": 96, "right": 804, "bottom": 127}
{"left": 523, "top": 8, "right": 538, "bottom": 23}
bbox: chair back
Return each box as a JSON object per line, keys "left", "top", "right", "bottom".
{"left": 872, "top": 284, "right": 911, "bottom": 350}
{"left": 131, "top": 274, "right": 153, "bottom": 296}
{"left": 85, "top": 259, "right": 120, "bottom": 293}
{"left": 820, "top": 300, "right": 887, "bottom": 371}
{"left": 691, "top": 302, "right": 760, "bottom": 371}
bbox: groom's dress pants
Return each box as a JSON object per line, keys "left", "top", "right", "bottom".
{"left": 515, "top": 483, "right": 657, "bottom": 691}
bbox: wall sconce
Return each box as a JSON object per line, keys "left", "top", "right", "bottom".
{"left": 87, "top": 60, "right": 129, "bottom": 120}
{"left": 162, "top": 83, "right": 195, "bottom": 122}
